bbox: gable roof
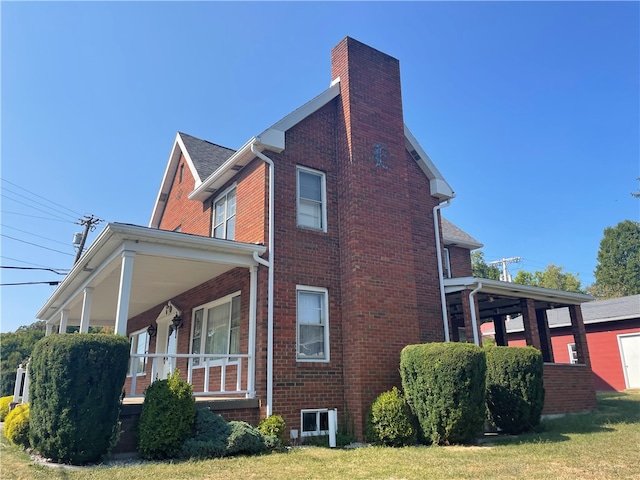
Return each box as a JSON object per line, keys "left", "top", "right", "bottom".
{"left": 441, "top": 217, "right": 483, "bottom": 250}
{"left": 178, "top": 132, "right": 236, "bottom": 180}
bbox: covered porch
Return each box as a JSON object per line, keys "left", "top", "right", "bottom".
{"left": 36, "top": 223, "right": 267, "bottom": 399}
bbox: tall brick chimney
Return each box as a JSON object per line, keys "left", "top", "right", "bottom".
{"left": 331, "top": 37, "right": 423, "bottom": 438}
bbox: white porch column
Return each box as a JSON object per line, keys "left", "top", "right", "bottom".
{"left": 80, "top": 288, "right": 94, "bottom": 333}
{"left": 59, "top": 309, "right": 69, "bottom": 334}
{"left": 115, "top": 250, "right": 135, "bottom": 336}
{"left": 45, "top": 323, "right": 54, "bottom": 336}
{"left": 247, "top": 265, "right": 258, "bottom": 398}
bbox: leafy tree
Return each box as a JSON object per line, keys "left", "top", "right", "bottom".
{"left": 593, "top": 220, "right": 640, "bottom": 298}
{"left": 632, "top": 178, "right": 640, "bottom": 198}
{"left": 513, "top": 264, "right": 583, "bottom": 293}
{"left": 471, "top": 251, "right": 501, "bottom": 280}
{"left": 0, "top": 321, "right": 45, "bottom": 396}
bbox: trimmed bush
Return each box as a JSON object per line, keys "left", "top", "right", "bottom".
{"left": 0, "top": 395, "right": 13, "bottom": 421}
{"left": 368, "top": 387, "right": 415, "bottom": 447}
{"left": 138, "top": 370, "right": 196, "bottom": 459}
{"left": 258, "top": 414, "right": 286, "bottom": 443}
{"left": 226, "top": 421, "right": 265, "bottom": 456}
{"left": 485, "top": 346, "right": 545, "bottom": 434}
{"left": 180, "top": 408, "right": 230, "bottom": 459}
{"left": 4, "top": 403, "right": 30, "bottom": 448}
{"left": 400, "top": 342, "right": 486, "bottom": 445}
{"left": 29, "top": 334, "right": 130, "bottom": 465}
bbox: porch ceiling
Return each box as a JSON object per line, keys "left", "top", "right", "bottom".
{"left": 37, "top": 223, "right": 266, "bottom": 327}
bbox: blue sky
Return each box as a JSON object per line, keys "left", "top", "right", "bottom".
{"left": 1, "top": 2, "right": 638, "bottom": 333}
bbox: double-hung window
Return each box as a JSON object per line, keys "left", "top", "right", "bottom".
{"left": 213, "top": 186, "right": 236, "bottom": 240}
{"left": 568, "top": 343, "right": 578, "bottom": 364}
{"left": 297, "top": 166, "right": 326, "bottom": 231}
{"left": 128, "top": 328, "right": 149, "bottom": 376}
{"left": 296, "top": 286, "right": 329, "bottom": 362}
{"left": 191, "top": 293, "right": 241, "bottom": 367}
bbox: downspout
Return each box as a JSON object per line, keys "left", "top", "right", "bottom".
{"left": 250, "top": 143, "right": 275, "bottom": 417}
{"left": 433, "top": 199, "right": 451, "bottom": 342}
{"left": 468, "top": 282, "right": 482, "bottom": 346}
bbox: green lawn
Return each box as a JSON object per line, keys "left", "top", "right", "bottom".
{"left": 1, "top": 391, "right": 638, "bottom": 480}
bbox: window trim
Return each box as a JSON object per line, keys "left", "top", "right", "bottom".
{"left": 300, "top": 408, "right": 330, "bottom": 437}
{"left": 296, "top": 285, "right": 330, "bottom": 363}
{"left": 296, "top": 166, "right": 327, "bottom": 232}
{"left": 189, "top": 291, "right": 242, "bottom": 368}
{"left": 211, "top": 183, "right": 237, "bottom": 240}
{"left": 128, "top": 328, "right": 149, "bottom": 377}
{"left": 568, "top": 343, "right": 578, "bottom": 364}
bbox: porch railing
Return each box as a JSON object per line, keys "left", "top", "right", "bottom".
{"left": 13, "top": 362, "right": 30, "bottom": 405}
{"left": 126, "top": 353, "right": 254, "bottom": 399}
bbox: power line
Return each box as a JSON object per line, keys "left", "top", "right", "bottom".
{"left": 0, "top": 255, "right": 69, "bottom": 270}
{"left": 1, "top": 233, "right": 75, "bottom": 257}
{"left": 1, "top": 186, "right": 78, "bottom": 221}
{"left": 1, "top": 281, "right": 61, "bottom": 286}
{"left": 1, "top": 266, "right": 68, "bottom": 275}
{"left": 1, "top": 224, "right": 71, "bottom": 247}
{"left": 0, "top": 211, "right": 75, "bottom": 223}
{"left": 1, "top": 178, "right": 84, "bottom": 217}
{"left": 1, "top": 194, "right": 75, "bottom": 222}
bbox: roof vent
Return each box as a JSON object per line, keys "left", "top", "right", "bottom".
{"left": 409, "top": 149, "right": 421, "bottom": 162}
{"left": 160, "top": 193, "right": 168, "bottom": 202}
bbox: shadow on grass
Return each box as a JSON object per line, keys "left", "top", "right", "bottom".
{"left": 484, "top": 391, "right": 640, "bottom": 446}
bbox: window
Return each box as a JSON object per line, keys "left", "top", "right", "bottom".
{"left": 179, "top": 164, "right": 185, "bottom": 183}
{"left": 297, "top": 167, "right": 326, "bottom": 231}
{"left": 443, "top": 247, "right": 452, "bottom": 278}
{"left": 297, "top": 286, "right": 329, "bottom": 362}
{"left": 191, "top": 293, "right": 241, "bottom": 367}
{"left": 568, "top": 343, "right": 578, "bottom": 364}
{"left": 301, "top": 409, "right": 330, "bottom": 437}
{"left": 212, "top": 186, "right": 236, "bottom": 240}
{"left": 128, "top": 328, "right": 149, "bottom": 376}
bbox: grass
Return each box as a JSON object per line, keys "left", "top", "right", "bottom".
{"left": 1, "top": 391, "right": 638, "bottom": 480}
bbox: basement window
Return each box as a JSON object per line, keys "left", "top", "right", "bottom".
{"left": 301, "top": 409, "right": 330, "bottom": 437}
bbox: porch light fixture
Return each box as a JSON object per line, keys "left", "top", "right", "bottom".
{"left": 147, "top": 324, "right": 157, "bottom": 337}
{"left": 172, "top": 314, "right": 183, "bottom": 330}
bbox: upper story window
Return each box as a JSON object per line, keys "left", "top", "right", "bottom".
{"left": 297, "top": 166, "right": 327, "bottom": 232}
{"left": 128, "top": 328, "right": 149, "bottom": 376}
{"left": 443, "top": 247, "right": 452, "bottom": 278}
{"left": 191, "top": 293, "right": 241, "bottom": 367}
{"left": 213, "top": 185, "right": 236, "bottom": 240}
{"left": 297, "top": 286, "right": 329, "bottom": 362}
{"left": 568, "top": 343, "right": 578, "bottom": 364}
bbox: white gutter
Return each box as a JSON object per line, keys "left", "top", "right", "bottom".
{"left": 250, "top": 142, "right": 275, "bottom": 417}
{"left": 468, "top": 282, "right": 482, "bottom": 346}
{"left": 433, "top": 199, "right": 452, "bottom": 342}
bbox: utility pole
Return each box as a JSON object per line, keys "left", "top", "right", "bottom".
{"left": 488, "top": 256, "right": 522, "bottom": 282}
{"left": 74, "top": 215, "right": 103, "bottom": 264}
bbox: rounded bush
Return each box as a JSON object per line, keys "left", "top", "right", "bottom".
{"left": 4, "top": 403, "right": 30, "bottom": 448}
{"left": 0, "top": 395, "right": 13, "bottom": 421}
{"left": 180, "top": 408, "right": 230, "bottom": 459}
{"left": 226, "top": 421, "right": 265, "bottom": 456}
{"left": 400, "top": 342, "right": 486, "bottom": 445}
{"left": 368, "top": 387, "right": 415, "bottom": 447}
{"left": 138, "top": 371, "right": 196, "bottom": 459}
{"left": 485, "top": 346, "right": 545, "bottom": 434}
{"left": 258, "top": 414, "right": 286, "bottom": 443}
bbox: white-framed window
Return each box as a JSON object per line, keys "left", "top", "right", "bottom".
{"left": 568, "top": 343, "right": 578, "bottom": 364}
{"left": 296, "top": 286, "right": 329, "bottom": 362}
{"left": 443, "top": 247, "right": 452, "bottom": 278}
{"left": 128, "top": 328, "right": 149, "bottom": 376}
{"left": 190, "top": 293, "right": 241, "bottom": 367}
{"left": 212, "top": 185, "right": 237, "bottom": 240}
{"left": 301, "top": 409, "right": 330, "bottom": 437}
{"left": 297, "top": 166, "right": 327, "bottom": 231}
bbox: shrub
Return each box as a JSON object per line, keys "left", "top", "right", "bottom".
{"left": 258, "top": 414, "right": 286, "bottom": 442}
{"left": 400, "top": 342, "right": 486, "bottom": 445}
{"left": 29, "top": 334, "right": 130, "bottom": 465}
{"left": 0, "top": 395, "right": 13, "bottom": 421}
{"left": 485, "top": 346, "right": 545, "bottom": 434}
{"left": 226, "top": 421, "right": 265, "bottom": 456}
{"left": 138, "top": 370, "right": 196, "bottom": 459}
{"left": 180, "top": 408, "right": 230, "bottom": 459}
{"left": 4, "top": 403, "right": 30, "bottom": 448}
{"left": 368, "top": 387, "right": 415, "bottom": 447}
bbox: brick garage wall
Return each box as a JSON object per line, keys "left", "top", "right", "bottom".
{"left": 447, "top": 245, "right": 473, "bottom": 277}
{"left": 542, "top": 363, "right": 597, "bottom": 414}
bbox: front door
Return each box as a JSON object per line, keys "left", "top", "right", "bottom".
{"left": 161, "top": 326, "right": 178, "bottom": 379}
{"left": 618, "top": 333, "right": 640, "bottom": 389}
{"left": 154, "top": 303, "right": 181, "bottom": 381}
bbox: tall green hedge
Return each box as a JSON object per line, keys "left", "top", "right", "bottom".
{"left": 400, "top": 342, "right": 486, "bottom": 445}
{"left": 29, "top": 334, "right": 130, "bottom": 465}
{"left": 485, "top": 346, "right": 545, "bottom": 434}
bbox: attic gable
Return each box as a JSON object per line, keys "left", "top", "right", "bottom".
{"left": 441, "top": 217, "right": 483, "bottom": 250}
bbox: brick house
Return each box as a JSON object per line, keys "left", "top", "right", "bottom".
{"left": 36, "top": 37, "right": 597, "bottom": 441}
{"left": 482, "top": 294, "right": 640, "bottom": 392}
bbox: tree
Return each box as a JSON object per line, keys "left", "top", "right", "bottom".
{"left": 593, "top": 220, "right": 640, "bottom": 298}
{"left": 0, "top": 321, "right": 46, "bottom": 396}
{"left": 513, "top": 264, "right": 583, "bottom": 293}
{"left": 471, "top": 250, "right": 501, "bottom": 280}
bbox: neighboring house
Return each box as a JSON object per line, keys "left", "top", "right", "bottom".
{"left": 482, "top": 295, "right": 640, "bottom": 391}
{"left": 35, "top": 37, "right": 597, "bottom": 442}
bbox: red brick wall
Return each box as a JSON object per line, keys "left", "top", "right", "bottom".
{"left": 542, "top": 363, "right": 597, "bottom": 414}
{"left": 448, "top": 246, "right": 473, "bottom": 277}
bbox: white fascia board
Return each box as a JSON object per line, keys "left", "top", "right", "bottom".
{"left": 404, "top": 125, "right": 455, "bottom": 200}
{"left": 149, "top": 133, "right": 203, "bottom": 228}
{"left": 443, "top": 236, "right": 484, "bottom": 250}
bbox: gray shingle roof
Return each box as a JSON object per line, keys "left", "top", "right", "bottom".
{"left": 441, "top": 217, "right": 482, "bottom": 249}
{"left": 178, "top": 132, "right": 236, "bottom": 181}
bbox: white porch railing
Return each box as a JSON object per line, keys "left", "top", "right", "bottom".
{"left": 126, "top": 353, "right": 255, "bottom": 399}
{"left": 13, "top": 361, "right": 30, "bottom": 405}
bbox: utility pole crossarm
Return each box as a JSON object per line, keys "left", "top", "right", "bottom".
{"left": 488, "top": 256, "right": 523, "bottom": 282}
{"left": 73, "top": 215, "right": 103, "bottom": 264}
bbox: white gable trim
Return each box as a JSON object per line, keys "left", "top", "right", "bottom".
{"left": 149, "top": 133, "right": 203, "bottom": 228}
{"left": 404, "top": 126, "right": 454, "bottom": 200}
